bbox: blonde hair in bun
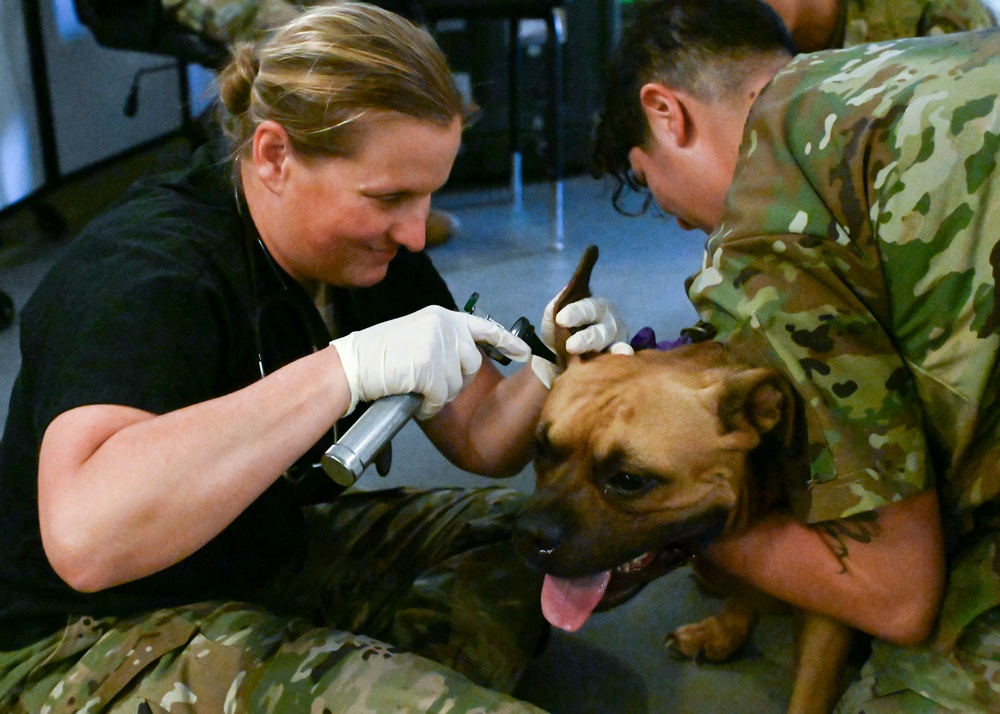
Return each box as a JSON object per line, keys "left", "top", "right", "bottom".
{"left": 215, "top": 2, "right": 473, "bottom": 161}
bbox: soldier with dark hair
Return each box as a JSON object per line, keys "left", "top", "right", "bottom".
{"left": 594, "top": 0, "right": 1000, "bottom": 710}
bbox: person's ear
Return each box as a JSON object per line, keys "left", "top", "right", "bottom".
{"left": 638, "top": 82, "right": 693, "bottom": 149}
{"left": 252, "top": 120, "right": 293, "bottom": 194}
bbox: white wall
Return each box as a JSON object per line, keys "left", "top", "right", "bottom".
{"left": 43, "top": 0, "right": 183, "bottom": 176}
{"left": 0, "top": 1, "right": 44, "bottom": 208}
{"left": 1, "top": 0, "right": 216, "bottom": 211}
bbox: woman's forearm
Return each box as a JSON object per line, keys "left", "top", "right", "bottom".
{"left": 423, "top": 360, "right": 548, "bottom": 477}
{"left": 38, "top": 346, "right": 350, "bottom": 591}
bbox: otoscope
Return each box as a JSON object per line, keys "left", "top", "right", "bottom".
{"left": 321, "top": 294, "right": 556, "bottom": 487}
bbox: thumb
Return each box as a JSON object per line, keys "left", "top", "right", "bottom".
{"left": 555, "top": 296, "right": 606, "bottom": 328}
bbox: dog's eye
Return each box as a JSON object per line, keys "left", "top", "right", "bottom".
{"left": 605, "top": 472, "right": 653, "bottom": 496}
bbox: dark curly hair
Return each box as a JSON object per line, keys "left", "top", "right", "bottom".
{"left": 592, "top": 0, "right": 796, "bottom": 215}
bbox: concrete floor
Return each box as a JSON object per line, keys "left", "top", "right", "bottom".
{"left": 0, "top": 138, "right": 796, "bottom": 713}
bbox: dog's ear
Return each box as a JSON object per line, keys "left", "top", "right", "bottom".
{"left": 718, "top": 368, "right": 795, "bottom": 445}
{"left": 553, "top": 245, "right": 600, "bottom": 371}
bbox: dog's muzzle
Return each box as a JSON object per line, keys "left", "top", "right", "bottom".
{"left": 513, "top": 505, "right": 727, "bottom": 632}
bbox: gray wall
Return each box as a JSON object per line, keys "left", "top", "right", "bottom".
{"left": 0, "top": 0, "right": 214, "bottom": 211}
{"left": 0, "top": 0, "right": 45, "bottom": 208}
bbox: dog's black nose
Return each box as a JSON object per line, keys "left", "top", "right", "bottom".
{"left": 513, "top": 509, "right": 567, "bottom": 562}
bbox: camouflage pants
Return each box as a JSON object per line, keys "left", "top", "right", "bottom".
{"left": 837, "top": 609, "right": 1000, "bottom": 713}
{"left": 836, "top": 526, "right": 1000, "bottom": 713}
{"left": 0, "top": 487, "right": 549, "bottom": 713}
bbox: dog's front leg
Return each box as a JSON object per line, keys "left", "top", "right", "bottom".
{"left": 787, "top": 611, "right": 853, "bottom": 714}
{"left": 665, "top": 558, "right": 768, "bottom": 662}
{"left": 666, "top": 593, "right": 759, "bottom": 662}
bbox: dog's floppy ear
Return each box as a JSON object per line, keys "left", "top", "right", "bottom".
{"left": 718, "top": 368, "right": 796, "bottom": 446}
{"left": 552, "top": 245, "right": 600, "bottom": 371}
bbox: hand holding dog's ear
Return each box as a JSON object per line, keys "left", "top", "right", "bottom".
{"left": 531, "top": 291, "right": 634, "bottom": 388}
{"left": 558, "top": 297, "right": 633, "bottom": 355}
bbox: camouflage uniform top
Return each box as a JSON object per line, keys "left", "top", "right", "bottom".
{"left": 836, "top": 0, "right": 995, "bottom": 47}
{"left": 688, "top": 30, "right": 1000, "bottom": 534}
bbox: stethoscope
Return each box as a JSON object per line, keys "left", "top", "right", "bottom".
{"left": 234, "top": 183, "right": 348, "bottom": 492}
{"left": 234, "top": 184, "right": 330, "bottom": 378}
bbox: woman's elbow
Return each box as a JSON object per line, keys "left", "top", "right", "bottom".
{"left": 480, "top": 455, "right": 531, "bottom": 479}
{"left": 41, "top": 526, "right": 116, "bottom": 593}
{"left": 45, "top": 553, "right": 104, "bottom": 594}
{"left": 445, "top": 441, "right": 532, "bottom": 478}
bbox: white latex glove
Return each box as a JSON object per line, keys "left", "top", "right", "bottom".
{"left": 332, "top": 305, "right": 530, "bottom": 419}
{"left": 531, "top": 293, "right": 634, "bottom": 388}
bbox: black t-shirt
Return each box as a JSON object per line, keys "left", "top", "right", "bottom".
{"left": 0, "top": 143, "right": 456, "bottom": 650}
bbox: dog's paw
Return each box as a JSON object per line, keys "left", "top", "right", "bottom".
{"left": 663, "top": 612, "right": 755, "bottom": 663}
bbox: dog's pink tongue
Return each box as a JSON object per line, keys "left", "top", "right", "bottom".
{"left": 541, "top": 571, "right": 612, "bottom": 632}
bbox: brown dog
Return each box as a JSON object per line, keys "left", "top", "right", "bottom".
{"left": 513, "top": 246, "right": 854, "bottom": 714}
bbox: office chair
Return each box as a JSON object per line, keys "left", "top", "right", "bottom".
{"left": 420, "top": 0, "right": 568, "bottom": 250}
{"left": 71, "top": 0, "right": 568, "bottom": 249}
{"left": 73, "top": 0, "right": 228, "bottom": 66}
{"left": 72, "top": 0, "right": 228, "bottom": 137}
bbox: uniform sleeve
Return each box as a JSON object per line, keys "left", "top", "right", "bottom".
{"left": 689, "top": 44, "right": 957, "bottom": 523}
{"left": 689, "top": 232, "right": 933, "bottom": 523}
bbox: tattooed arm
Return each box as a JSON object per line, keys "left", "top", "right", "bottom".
{"left": 704, "top": 489, "right": 945, "bottom": 645}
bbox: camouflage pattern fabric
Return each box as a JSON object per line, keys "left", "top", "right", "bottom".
{"left": 162, "top": 0, "right": 303, "bottom": 45}
{"left": 687, "top": 30, "right": 1000, "bottom": 712}
{"left": 837, "top": 0, "right": 996, "bottom": 48}
{"left": 836, "top": 534, "right": 1000, "bottom": 713}
{"left": 0, "top": 487, "right": 548, "bottom": 713}
{"left": 162, "top": 0, "right": 998, "bottom": 50}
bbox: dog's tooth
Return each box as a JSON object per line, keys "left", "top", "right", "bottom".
{"left": 618, "top": 551, "right": 656, "bottom": 573}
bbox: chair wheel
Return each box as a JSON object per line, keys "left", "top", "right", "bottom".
{"left": 0, "top": 290, "right": 15, "bottom": 331}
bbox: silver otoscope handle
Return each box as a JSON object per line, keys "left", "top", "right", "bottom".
{"left": 321, "top": 393, "right": 421, "bottom": 487}
{"left": 321, "top": 293, "right": 557, "bottom": 489}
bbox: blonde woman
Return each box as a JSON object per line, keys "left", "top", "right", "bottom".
{"left": 0, "top": 4, "right": 629, "bottom": 710}
{"left": 164, "top": 0, "right": 463, "bottom": 245}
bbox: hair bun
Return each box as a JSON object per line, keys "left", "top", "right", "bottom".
{"left": 218, "top": 43, "right": 260, "bottom": 117}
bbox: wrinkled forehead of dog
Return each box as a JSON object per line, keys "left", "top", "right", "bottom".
{"left": 542, "top": 346, "right": 735, "bottom": 445}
